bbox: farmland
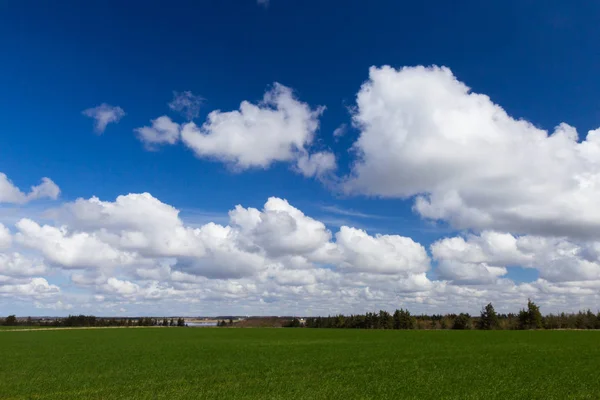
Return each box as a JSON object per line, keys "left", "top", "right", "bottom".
{"left": 1, "top": 328, "right": 598, "bottom": 399}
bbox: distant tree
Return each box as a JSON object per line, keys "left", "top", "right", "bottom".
{"left": 169, "top": 318, "right": 175, "bottom": 327}
{"left": 440, "top": 316, "right": 453, "bottom": 330}
{"left": 518, "top": 299, "right": 543, "bottom": 330}
{"left": 285, "top": 318, "right": 301, "bottom": 328}
{"left": 393, "top": 309, "right": 416, "bottom": 329}
{"left": 177, "top": 318, "right": 185, "bottom": 327}
{"left": 452, "top": 313, "right": 471, "bottom": 330}
{"left": 379, "top": 310, "right": 393, "bottom": 329}
{"left": 4, "top": 315, "right": 17, "bottom": 326}
{"left": 162, "top": 318, "right": 168, "bottom": 327}
{"left": 334, "top": 315, "right": 345, "bottom": 328}
{"left": 371, "top": 312, "right": 380, "bottom": 329}
{"left": 478, "top": 303, "right": 499, "bottom": 330}
{"left": 228, "top": 318, "right": 233, "bottom": 326}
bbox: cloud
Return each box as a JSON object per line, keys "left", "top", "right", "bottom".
{"left": 0, "top": 224, "right": 11, "bottom": 249}
{"left": 0, "top": 173, "right": 60, "bottom": 204}
{"left": 168, "top": 91, "right": 203, "bottom": 120}
{"left": 5, "top": 188, "right": 600, "bottom": 314}
{"left": 432, "top": 231, "right": 600, "bottom": 284}
{"left": 230, "top": 197, "right": 334, "bottom": 258}
{"left": 57, "top": 193, "right": 207, "bottom": 259}
{"left": 344, "top": 65, "right": 600, "bottom": 239}
{"left": 334, "top": 226, "right": 429, "bottom": 275}
{"left": 134, "top": 116, "right": 180, "bottom": 149}
{"left": 295, "top": 151, "right": 336, "bottom": 178}
{"left": 333, "top": 123, "right": 347, "bottom": 139}
{"left": 320, "top": 205, "right": 382, "bottom": 219}
{"left": 257, "top": 0, "right": 269, "bottom": 7}
{"left": 180, "top": 83, "right": 330, "bottom": 171}
{"left": 12, "top": 192, "right": 431, "bottom": 295}
{"left": 34, "top": 300, "right": 73, "bottom": 310}
{"left": 82, "top": 103, "right": 125, "bottom": 133}
{"left": 0, "top": 277, "right": 59, "bottom": 299}
{"left": 0, "top": 253, "right": 47, "bottom": 277}
{"left": 15, "top": 218, "right": 139, "bottom": 269}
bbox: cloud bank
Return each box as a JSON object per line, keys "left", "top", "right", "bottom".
{"left": 1, "top": 168, "right": 599, "bottom": 315}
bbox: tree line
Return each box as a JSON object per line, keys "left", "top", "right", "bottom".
{"left": 5, "top": 300, "right": 600, "bottom": 330}
{"left": 300, "top": 300, "right": 600, "bottom": 330}
{"left": 217, "top": 318, "right": 234, "bottom": 326}
{"left": 1, "top": 315, "right": 186, "bottom": 327}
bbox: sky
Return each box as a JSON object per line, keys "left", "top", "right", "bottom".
{"left": 1, "top": 0, "right": 600, "bottom": 316}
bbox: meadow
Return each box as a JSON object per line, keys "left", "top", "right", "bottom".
{"left": 0, "top": 328, "right": 598, "bottom": 399}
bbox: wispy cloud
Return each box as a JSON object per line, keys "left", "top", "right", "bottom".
{"left": 168, "top": 91, "right": 203, "bottom": 120}
{"left": 317, "top": 215, "right": 379, "bottom": 232}
{"left": 82, "top": 103, "right": 125, "bottom": 134}
{"left": 333, "top": 123, "right": 347, "bottom": 140}
{"left": 320, "top": 204, "right": 383, "bottom": 219}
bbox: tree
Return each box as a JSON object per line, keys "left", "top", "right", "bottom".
{"left": 518, "top": 299, "right": 543, "bottom": 330}
{"left": 393, "top": 309, "right": 416, "bottom": 329}
{"left": 452, "top": 313, "right": 471, "bottom": 330}
{"left": 286, "top": 318, "right": 301, "bottom": 328}
{"left": 4, "top": 315, "right": 17, "bottom": 326}
{"left": 478, "top": 303, "right": 499, "bottom": 330}
{"left": 177, "top": 318, "right": 185, "bottom": 327}
{"left": 379, "top": 310, "right": 394, "bottom": 329}
{"left": 334, "top": 315, "right": 345, "bottom": 328}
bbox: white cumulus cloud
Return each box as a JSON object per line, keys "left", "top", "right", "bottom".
{"left": 0, "top": 253, "right": 47, "bottom": 277}
{"left": 0, "top": 277, "right": 59, "bottom": 299}
{"left": 15, "top": 219, "right": 139, "bottom": 269}
{"left": 134, "top": 116, "right": 180, "bottom": 149}
{"left": 180, "top": 83, "right": 331, "bottom": 172}
{"left": 0, "top": 224, "right": 12, "bottom": 249}
{"left": 432, "top": 231, "right": 600, "bottom": 284}
{"left": 0, "top": 173, "right": 60, "bottom": 204}
{"left": 345, "top": 65, "right": 600, "bottom": 239}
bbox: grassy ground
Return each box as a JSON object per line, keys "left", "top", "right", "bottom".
{"left": 0, "top": 328, "right": 598, "bottom": 399}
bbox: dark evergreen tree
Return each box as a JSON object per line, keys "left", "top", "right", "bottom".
{"left": 518, "top": 299, "right": 543, "bottom": 330}
{"left": 393, "top": 309, "right": 416, "bottom": 329}
{"left": 478, "top": 303, "right": 499, "bottom": 330}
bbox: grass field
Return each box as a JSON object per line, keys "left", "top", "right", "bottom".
{"left": 1, "top": 328, "right": 598, "bottom": 399}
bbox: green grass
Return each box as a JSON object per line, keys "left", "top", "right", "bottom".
{"left": 0, "top": 328, "right": 598, "bottom": 399}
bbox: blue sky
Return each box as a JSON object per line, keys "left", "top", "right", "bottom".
{"left": 1, "top": 1, "right": 600, "bottom": 316}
